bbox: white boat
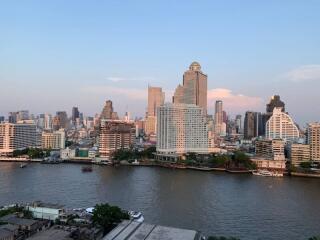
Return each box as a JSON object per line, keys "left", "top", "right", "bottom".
{"left": 252, "top": 170, "right": 283, "bottom": 177}
{"left": 128, "top": 211, "right": 144, "bottom": 223}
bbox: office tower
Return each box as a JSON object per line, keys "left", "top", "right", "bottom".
{"left": 255, "top": 139, "right": 285, "bottom": 160}
{"left": 254, "top": 112, "right": 264, "bottom": 137}
{"left": 42, "top": 129, "right": 66, "bottom": 149}
{"left": 44, "top": 114, "right": 53, "bottom": 130}
{"left": 72, "top": 107, "right": 80, "bottom": 124}
{"left": 147, "top": 86, "right": 165, "bottom": 117}
{"left": 0, "top": 116, "right": 5, "bottom": 123}
{"left": 8, "top": 112, "right": 18, "bottom": 123}
{"left": 235, "top": 115, "right": 242, "bottom": 133}
{"left": 266, "top": 95, "right": 285, "bottom": 113}
{"left": 156, "top": 103, "right": 208, "bottom": 158}
{"left": 307, "top": 123, "right": 320, "bottom": 162}
{"left": 266, "top": 107, "right": 299, "bottom": 142}
{"left": 0, "top": 121, "right": 37, "bottom": 156}
{"left": 36, "top": 114, "right": 45, "bottom": 129}
{"left": 100, "top": 100, "right": 119, "bottom": 120}
{"left": 99, "top": 120, "right": 135, "bottom": 160}
{"left": 244, "top": 111, "right": 256, "bottom": 139}
{"left": 56, "top": 111, "right": 68, "bottom": 129}
{"left": 214, "top": 100, "right": 225, "bottom": 136}
{"left": 173, "top": 62, "right": 207, "bottom": 114}
{"left": 289, "top": 144, "right": 310, "bottom": 166}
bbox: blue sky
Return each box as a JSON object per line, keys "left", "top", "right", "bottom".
{"left": 1, "top": 0, "right": 320, "bottom": 125}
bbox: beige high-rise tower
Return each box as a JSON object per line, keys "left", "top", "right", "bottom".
{"left": 145, "top": 86, "right": 165, "bottom": 135}
{"left": 173, "top": 62, "right": 207, "bottom": 114}
{"left": 147, "top": 86, "right": 165, "bottom": 117}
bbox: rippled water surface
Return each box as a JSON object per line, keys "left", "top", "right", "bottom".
{"left": 0, "top": 162, "right": 319, "bottom": 239}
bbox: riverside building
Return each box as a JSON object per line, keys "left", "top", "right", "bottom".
{"left": 156, "top": 103, "right": 208, "bottom": 161}
{"left": 289, "top": 143, "right": 310, "bottom": 167}
{"left": 99, "top": 120, "right": 135, "bottom": 160}
{"left": 265, "top": 107, "right": 299, "bottom": 142}
{"left": 307, "top": 123, "right": 320, "bottom": 162}
{"left": 0, "top": 121, "right": 37, "bottom": 156}
{"left": 41, "top": 129, "right": 66, "bottom": 150}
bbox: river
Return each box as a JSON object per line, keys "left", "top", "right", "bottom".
{"left": 0, "top": 162, "right": 319, "bottom": 239}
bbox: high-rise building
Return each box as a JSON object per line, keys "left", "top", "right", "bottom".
{"left": 214, "top": 100, "right": 225, "bottom": 136}
{"left": 72, "top": 107, "right": 80, "bottom": 124}
{"left": 235, "top": 115, "right": 242, "bottom": 133}
{"left": 0, "top": 121, "right": 37, "bottom": 156}
{"left": 173, "top": 62, "right": 207, "bottom": 114}
{"left": 56, "top": 111, "right": 68, "bottom": 129}
{"left": 289, "top": 143, "right": 310, "bottom": 166}
{"left": 0, "top": 116, "right": 4, "bottom": 123}
{"left": 244, "top": 111, "right": 256, "bottom": 139}
{"left": 307, "top": 123, "right": 320, "bottom": 162}
{"left": 44, "top": 114, "right": 52, "bottom": 130}
{"left": 266, "top": 95, "right": 285, "bottom": 113}
{"left": 101, "top": 100, "right": 119, "bottom": 120}
{"left": 99, "top": 120, "right": 135, "bottom": 160}
{"left": 266, "top": 107, "right": 299, "bottom": 142}
{"left": 42, "top": 129, "right": 66, "bottom": 149}
{"left": 147, "top": 86, "right": 165, "bottom": 117}
{"left": 156, "top": 103, "right": 208, "bottom": 158}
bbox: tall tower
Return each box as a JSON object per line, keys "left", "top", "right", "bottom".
{"left": 173, "top": 62, "right": 207, "bottom": 114}
{"left": 214, "top": 100, "right": 224, "bottom": 135}
{"left": 147, "top": 86, "right": 165, "bottom": 117}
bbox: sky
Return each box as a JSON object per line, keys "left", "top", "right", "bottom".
{"left": 1, "top": 0, "right": 320, "bottom": 126}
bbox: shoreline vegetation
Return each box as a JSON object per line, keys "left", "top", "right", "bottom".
{"left": 1, "top": 147, "right": 320, "bottom": 178}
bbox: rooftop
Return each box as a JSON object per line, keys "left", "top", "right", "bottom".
{"left": 103, "top": 221, "right": 200, "bottom": 240}
{"left": 27, "top": 228, "right": 73, "bottom": 240}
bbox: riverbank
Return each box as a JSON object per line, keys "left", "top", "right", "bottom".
{"left": 2, "top": 158, "right": 320, "bottom": 178}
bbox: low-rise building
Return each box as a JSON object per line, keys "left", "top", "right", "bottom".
{"left": 60, "top": 148, "right": 76, "bottom": 160}
{"left": 27, "top": 202, "right": 65, "bottom": 220}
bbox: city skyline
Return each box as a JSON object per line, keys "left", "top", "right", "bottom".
{"left": 1, "top": 1, "right": 320, "bottom": 125}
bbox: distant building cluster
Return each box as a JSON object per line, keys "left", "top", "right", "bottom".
{"left": 0, "top": 61, "right": 319, "bottom": 172}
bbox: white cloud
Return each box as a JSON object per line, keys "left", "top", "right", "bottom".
{"left": 82, "top": 85, "right": 147, "bottom": 100}
{"left": 207, "top": 88, "right": 263, "bottom": 113}
{"left": 106, "top": 77, "right": 126, "bottom": 82}
{"left": 284, "top": 65, "right": 320, "bottom": 82}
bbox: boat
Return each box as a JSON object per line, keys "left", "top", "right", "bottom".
{"left": 128, "top": 211, "right": 144, "bottom": 223}
{"left": 82, "top": 166, "right": 93, "bottom": 172}
{"left": 20, "top": 163, "right": 27, "bottom": 168}
{"left": 252, "top": 169, "right": 283, "bottom": 177}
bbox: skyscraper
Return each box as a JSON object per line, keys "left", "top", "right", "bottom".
{"left": 244, "top": 111, "right": 256, "bottom": 139}
{"left": 72, "top": 107, "right": 80, "bottom": 124}
{"left": 145, "top": 86, "right": 165, "bottom": 136}
{"left": 235, "top": 114, "right": 242, "bottom": 133}
{"left": 266, "top": 95, "right": 285, "bottom": 113}
{"left": 147, "top": 86, "right": 165, "bottom": 117}
{"left": 100, "top": 100, "right": 119, "bottom": 120}
{"left": 307, "top": 123, "right": 320, "bottom": 162}
{"left": 56, "top": 111, "right": 68, "bottom": 129}
{"left": 214, "top": 100, "right": 225, "bottom": 136}
{"left": 173, "top": 62, "right": 207, "bottom": 114}
{"left": 265, "top": 107, "right": 299, "bottom": 142}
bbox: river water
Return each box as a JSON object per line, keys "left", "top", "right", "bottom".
{"left": 0, "top": 162, "right": 319, "bottom": 239}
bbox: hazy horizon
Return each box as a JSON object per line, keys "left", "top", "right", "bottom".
{"left": 1, "top": 1, "right": 320, "bottom": 126}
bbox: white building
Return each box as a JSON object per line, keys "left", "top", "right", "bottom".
{"left": 266, "top": 107, "right": 299, "bottom": 142}
{"left": 156, "top": 104, "right": 208, "bottom": 157}
{"left": 0, "top": 121, "right": 37, "bottom": 156}
{"left": 27, "top": 202, "right": 65, "bottom": 220}
{"left": 60, "top": 147, "right": 76, "bottom": 160}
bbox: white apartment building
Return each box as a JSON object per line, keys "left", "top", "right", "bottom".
{"left": 41, "top": 129, "right": 65, "bottom": 149}
{"left": 156, "top": 103, "right": 208, "bottom": 156}
{"left": 0, "top": 121, "right": 37, "bottom": 156}
{"left": 307, "top": 123, "right": 320, "bottom": 162}
{"left": 266, "top": 107, "right": 299, "bottom": 142}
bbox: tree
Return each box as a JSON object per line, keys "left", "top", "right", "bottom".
{"left": 300, "top": 162, "right": 312, "bottom": 169}
{"left": 92, "top": 203, "right": 129, "bottom": 234}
